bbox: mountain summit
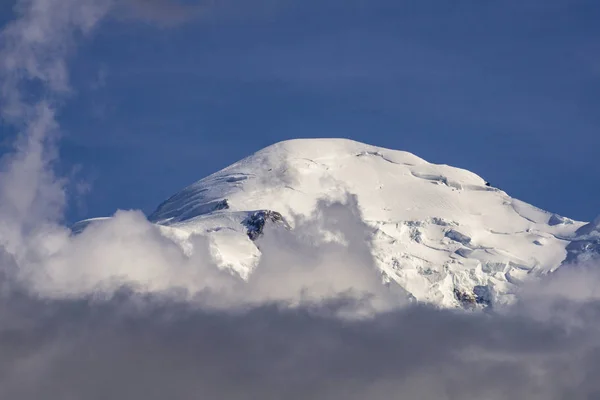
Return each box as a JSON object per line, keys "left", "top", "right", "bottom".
{"left": 135, "top": 138, "right": 590, "bottom": 307}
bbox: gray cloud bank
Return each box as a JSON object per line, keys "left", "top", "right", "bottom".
{"left": 2, "top": 269, "right": 600, "bottom": 399}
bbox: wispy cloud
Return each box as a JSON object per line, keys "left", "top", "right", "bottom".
{"left": 0, "top": 0, "right": 113, "bottom": 254}
{"left": 117, "top": 0, "right": 214, "bottom": 26}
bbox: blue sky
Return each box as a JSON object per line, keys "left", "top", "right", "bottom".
{"left": 2, "top": 0, "right": 599, "bottom": 223}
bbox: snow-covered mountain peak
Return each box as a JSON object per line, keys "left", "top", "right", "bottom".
{"left": 138, "top": 138, "right": 587, "bottom": 308}
{"left": 150, "top": 138, "right": 489, "bottom": 224}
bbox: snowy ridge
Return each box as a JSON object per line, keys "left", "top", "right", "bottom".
{"left": 84, "top": 139, "right": 591, "bottom": 308}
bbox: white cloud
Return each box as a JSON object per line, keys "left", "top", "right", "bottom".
{"left": 10, "top": 197, "right": 398, "bottom": 315}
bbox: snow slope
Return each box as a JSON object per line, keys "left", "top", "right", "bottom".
{"left": 124, "top": 138, "right": 586, "bottom": 308}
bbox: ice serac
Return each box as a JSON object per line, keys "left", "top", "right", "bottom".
{"left": 145, "top": 138, "right": 586, "bottom": 308}
{"left": 564, "top": 216, "right": 600, "bottom": 265}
